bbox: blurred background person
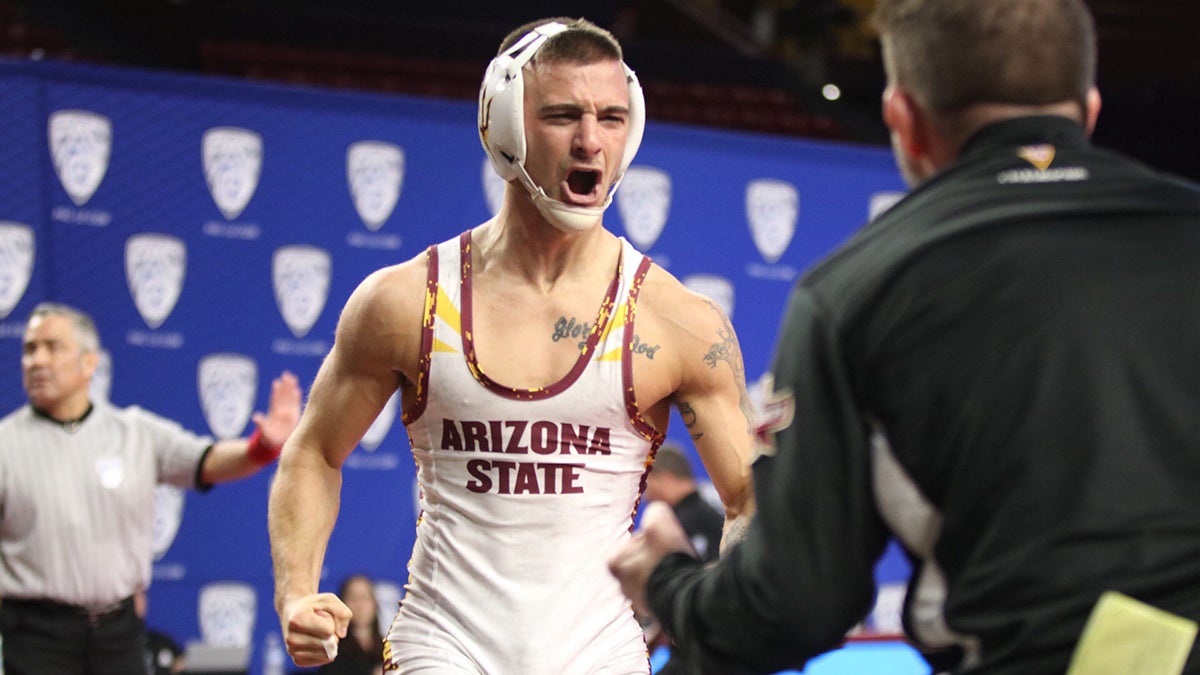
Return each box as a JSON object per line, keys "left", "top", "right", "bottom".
{"left": 318, "top": 574, "right": 384, "bottom": 675}
{"left": 0, "top": 302, "right": 301, "bottom": 675}
{"left": 135, "top": 589, "right": 186, "bottom": 675}
{"left": 641, "top": 443, "right": 726, "bottom": 674}
{"left": 644, "top": 443, "right": 724, "bottom": 563}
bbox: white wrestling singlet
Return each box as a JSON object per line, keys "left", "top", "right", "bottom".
{"left": 386, "top": 233, "right": 664, "bottom": 675}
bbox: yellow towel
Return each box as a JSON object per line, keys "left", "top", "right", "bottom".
{"left": 1067, "top": 591, "right": 1197, "bottom": 675}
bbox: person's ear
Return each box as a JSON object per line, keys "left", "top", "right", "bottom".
{"left": 882, "top": 86, "right": 929, "bottom": 160}
{"left": 81, "top": 349, "right": 99, "bottom": 380}
{"left": 1083, "top": 86, "right": 1102, "bottom": 135}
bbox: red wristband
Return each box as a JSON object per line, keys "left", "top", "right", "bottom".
{"left": 246, "top": 427, "right": 282, "bottom": 465}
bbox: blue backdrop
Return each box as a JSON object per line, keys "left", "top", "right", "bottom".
{"left": 0, "top": 57, "right": 923, "bottom": 674}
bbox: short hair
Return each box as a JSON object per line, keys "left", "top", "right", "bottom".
{"left": 653, "top": 444, "right": 696, "bottom": 480}
{"left": 872, "top": 0, "right": 1096, "bottom": 114}
{"left": 497, "top": 16, "right": 624, "bottom": 65}
{"left": 29, "top": 302, "right": 101, "bottom": 354}
{"left": 336, "top": 573, "right": 384, "bottom": 641}
{"left": 337, "top": 572, "right": 376, "bottom": 601}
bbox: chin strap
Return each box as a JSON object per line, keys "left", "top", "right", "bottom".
{"left": 511, "top": 162, "right": 628, "bottom": 233}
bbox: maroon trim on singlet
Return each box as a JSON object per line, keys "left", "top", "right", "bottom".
{"left": 401, "top": 244, "right": 439, "bottom": 425}
{"left": 458, "top": 231, "right": 623, "bottom": 401}
{"left": 622, "top": 255, "right": 662, "bottom": 444}
{"left": 629, "top": 435, "right": 667, "bottom": 534}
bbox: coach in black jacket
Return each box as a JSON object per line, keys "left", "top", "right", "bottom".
{"left": 609, "top": 1, "right": 1200, "bottom": 674}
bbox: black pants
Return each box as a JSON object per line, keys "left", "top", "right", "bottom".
{"left": 0, "top": 596, "right": 147, "bottom": 675}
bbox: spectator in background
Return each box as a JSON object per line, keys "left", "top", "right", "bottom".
{"left": 135, "top": 589, "right": 186, "bottom": 675}
{"left": 0, "top": 302, "right": 301, "bottom": 675}
{"left": 641, "top": 444, "right": 725, "bottom": 675}
{"left": 644, "top": 444, "right": 723, "bottom": 563}
{"left": 318, "top": 574, "right": 384, "bottom": 675}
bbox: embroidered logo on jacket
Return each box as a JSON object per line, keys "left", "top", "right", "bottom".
{"left": 1017, "top": 144, "right": 1056, "bottom": 171}
{"left": 998, "top": 144, "right": 1089, "bottom": 184}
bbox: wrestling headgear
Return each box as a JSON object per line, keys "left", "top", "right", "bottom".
{"left": 478, "top": 21, "right": 646, "bottom": 232}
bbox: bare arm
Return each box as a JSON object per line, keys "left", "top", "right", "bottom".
{"left": 670, "top": 291, "right": 757, "bottom": 552}
{"left": 268, "top": 262, "right": 422, "bottom": 667}
{"left": 200, "top": 371, "right": 302, "bottom": 484}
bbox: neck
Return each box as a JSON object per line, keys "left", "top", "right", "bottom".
{"left": 934, "top": 102, "right": 1087, "bottom": 159}
{"left": 34, "top": 399, "right": 93, "bottom": 427}
{"left": 474, "top": 205, "right": 618, "bottom": 289}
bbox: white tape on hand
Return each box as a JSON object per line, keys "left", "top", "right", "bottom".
{"left": 321, "top": 634, "right": 339, "bottom": 660}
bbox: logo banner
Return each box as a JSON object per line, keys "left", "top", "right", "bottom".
{"left": 48, "top": 110, "right": 112, "bottom": 206}
{"left": 746, "top": 178, "right": 799, "bottom": 264}
{"left": 152, "top": 485, "right": 185, "bottom": 561}
{"left": 682, "top": 273, "right": 735, "bottom": 320}
{"left": 347, "top": 140, "right": 404, "bottom": 230}
{"left": 481, "top": 157, "right": 506, "bottom": 216}
{"left": 202, "top": 126, "right": 262, "bottom": 220}
{"left": 272, "top": 245, "right": 331, "bottom": 339}
{"left": 0, "top": 222, "right": 34, "bottom": 320}
{"left": 198, "top": 581, "right": 257, "bottom": 647}
{"left": 616, "top": 166, "right": 671, "bottom": 251}
{"left": 198, "top": 353, "right": 258, "bottom": 440}
{"left": 361, "top": 391, "right": 399, "bottom": 451}
{"left": 125, "top": 233, "right": 187, "bottom": 329}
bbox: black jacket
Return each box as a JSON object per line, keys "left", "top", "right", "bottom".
{"left": 648, "top": 116, "right": 1200, "bottom": 674}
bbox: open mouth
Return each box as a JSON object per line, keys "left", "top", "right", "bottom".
{"left": 564, "top": 170, "right": 600, "bottom": 203}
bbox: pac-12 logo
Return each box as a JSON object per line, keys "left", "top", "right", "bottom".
{"left": 361, "top": 391, "right": 399, "bottom": 451}
{"left": 272, "top": 245, "right": 331, "bottom": 338}
{"left": 151, "top": 485, "right": 184, "bottom": 561}
{"left": 373, "top": 580, "right": 402, "bottom": 633}
{"left": 198, "top": 581, "right": 257, "bottom": 647}
{"left": 481, "top": 157, "right": 506, "bottom": 216}
{"left": 347, "top": 141, "right": 404, "bottom": 231}
{"left": 746, "top": 178, "right": 799, "bottom": 264}
{"left": 202, "top": 126, "right": 262, "bottom": 220}
{"left": 198, "top": 353, "right": 258, "bottom": 440}
{"left": 89, "top": 349, "right": 112, "bottom": 403}
{"left": 682, "top": 273, "right": 735, "bottom": 320}
{"left": 616, "top": 166, "right": 672, "bottom": 251}
{"left": 125, "top": 233, "right": 187, "bottom": 329}
{"left": 48, "top": 110, "right": 112, "bottom": 206}
{"left": 0, "top": 222, "right": 34, "bottom": 320}
{"left": 869, "top": 191, "right": 906, "bottom": 222}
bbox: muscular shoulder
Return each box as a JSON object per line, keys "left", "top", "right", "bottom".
{"left": 638, "top": 265, "right": 733, "bottom": 355}
{"left": 334, "top": 250, "right": 430, "bottom": 377}
{"left": 341, "top": 252, "right": 426, "bottom": 327}
{"left": 634, "top": 264, "right": 743, "bottom": 392}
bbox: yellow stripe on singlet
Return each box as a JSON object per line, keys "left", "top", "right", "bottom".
{"left": 597, "top": 301, "right": 630, "bottom": 361}
{"left": 435, "top": 287, "right": 462, "bottom": 332}
{"left": 431, "top": 287, "right": 462, "bottom": 353}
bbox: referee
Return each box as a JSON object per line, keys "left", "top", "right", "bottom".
{"left": 0, "top": 302, "right": 301, "bottom": 674}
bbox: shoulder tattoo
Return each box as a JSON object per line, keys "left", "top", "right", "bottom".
{"left": 700, "top": 301, "right": 756, "bottom": 435}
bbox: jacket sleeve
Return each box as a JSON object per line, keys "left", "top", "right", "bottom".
{"left": 647, "top": 285, "right": 890, "bottom": 674}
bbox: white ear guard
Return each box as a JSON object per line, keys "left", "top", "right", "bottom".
{"left": 478, "top": 22, "right": 646, "bottom": 231}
